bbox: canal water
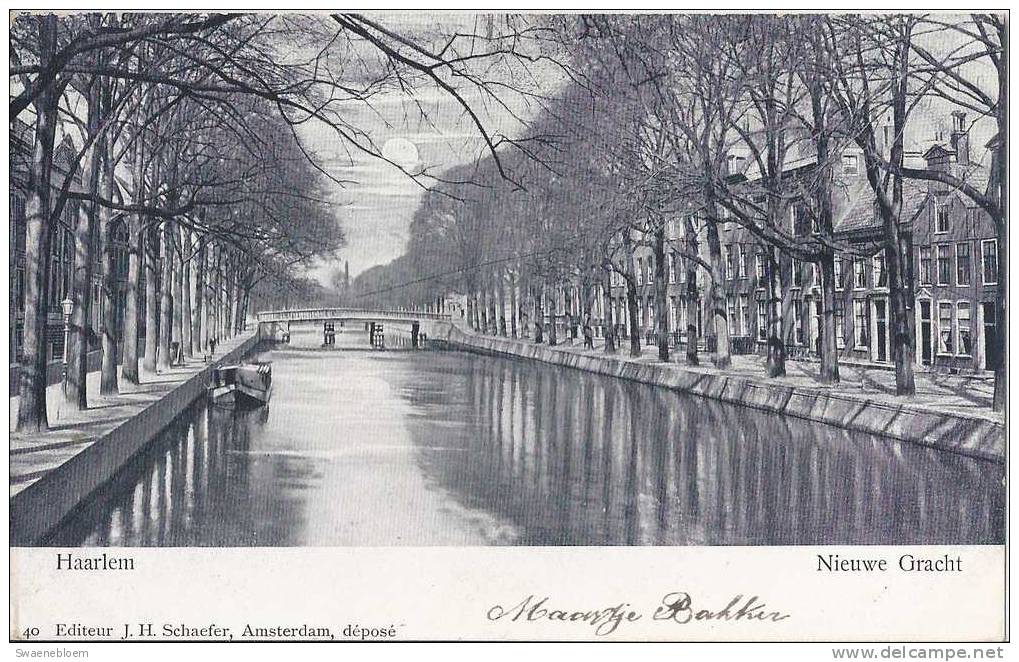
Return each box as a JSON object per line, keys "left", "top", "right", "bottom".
{"left": 44, "top": 345, "right": 1005, "bottom": 546}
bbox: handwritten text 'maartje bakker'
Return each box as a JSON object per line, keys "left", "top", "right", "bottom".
{"left": 486, "top": 592, "right": 790, "bottom": 636}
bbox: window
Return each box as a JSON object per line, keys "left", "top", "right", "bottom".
{"left": 792, "top": 259, "right": 803, "bottom": 288}
{"left": 727, "top": 296, "right": 739, "bottom": 335}
{"left": 755, "top": 251, "right": 765, "bottom": 282}
{"left": 873, "top": 253, "right": 887, "bottom": 288}
{"left": 647, "top": 296, "right": 655, "bottom": 326}
{"left": 842, "top": 153, "right": 859, "bottom": 175}
{"left": 667, "top": 253, "right": 676, "bottom": 284}
{"left": 935, "top": 202, "right": 950, "bottom": 233}
{"left": 938, "top": 302, "right": 954, "bottom": 354}
{"left": 853, "top": 258, "right": 866, "bottom": 290}
{"left": 739, "top": 295, "right": 750, "bottom": 337}
{"left": 918, "top": 246, "right": 932, "bottom": 285}
{"left": 725, "top": 246, "right": 735, "bottom": 280}
{"left": 669, "top": 295, "right": 677, "bottom": 331}
{"left": 957, "top": 302, "right": 972, "bottom": 356}
{"left": 834, "top": 256, "right": 844, "bottom": 291}
{"left": 756, "top": 300, "right": 767, "bottom": 341}
{"left": 811, "top": 262, "right": 820, "bottom": 288}
{"left": 853, "top": 300, "right": 869, "bottom": 349}
{"left": 636, "top": 257, "right": 644, "bottom": 285}
{"left": 981, "top": 239, "right": 998, "bottom": 284}
{"left": 646, "top": 257, "right": 654, "bottom": 283}
{"left": 956, "top": 243, "right": 971, "bottom": 286}
{"left": 835, "top": 302, "right": 846, "bottom": 349}
{"left": 792, "top": 203, "right": 812, "bottom": 237}
{"left": 738, "top": 245, "right": 748, "bottom": 279}
{"left": 793, "top": 302, "right": 804, "bottom": 345}
{"left": 936, "top": 245, "right": 952, "bottom": 286}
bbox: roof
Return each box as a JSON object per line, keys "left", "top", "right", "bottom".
{"left": 922, "top": 144, "right": 955, "bottom": 160}
{"left": 737, "top": 152, "right": 817, "bottom": 183}
{"left": 833, "top": 179, "right": 930, "bottom": 235}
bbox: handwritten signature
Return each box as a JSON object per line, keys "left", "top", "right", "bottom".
{"left": 487, "top": 592, "right": 790, "bottom": 636}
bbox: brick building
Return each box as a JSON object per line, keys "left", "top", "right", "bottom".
{"left": 592, "top": 111, "right": 998, "bottom": 374}
{"left": 9, "top": 124, "right": 132, "bottom": 373}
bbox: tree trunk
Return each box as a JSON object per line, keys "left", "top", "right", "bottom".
{"left": 121, "top": 217, "right": 141, "bottom": 384}
{"left": 991, "top": 76, "right": 1007, "bottom": 412}
{"left": 64, "top": 192, "right": 95, "bottom": 409}
{"left": 624, "top": 275, "right": 640, "bottom": 358}
{"left": 171, "top": 234, "right": 183, "bottom": 354}
{"left": 231, "top": 276, "right": 242, "bottom": 333}
{"left": 509, "top": 270, "right": 518, "bottom": 337}
{"left": 765, "top": 246, "right": 786, "bottom": 377}
{"left": 601, "top": 266, "right": 616, "bottom": 354}
{"left": 223, "top": 257, "right": 234, "bottom": 339}
{"left": 98, "top": 159, "right": 119, "bottom": 395}
{"left": 496, "top": 270, "right": 507, "bottom": 336}
{"left": 621, "top": 232, "right": 641, "bottom": 358}
{"left": 143, "top": 226, "right": 158, "bottom": 373}
{"left": 533, "top": 285, "right": 544, "bottom": 344}
{"left": 193, "top": 239, "right": 205, "bottom": 355}
{"left": 818, "top": 255, "right": 839, "bottom": 384}
{"left": 157, "top": 222, "right": 172, "bottom": 371}
{"left": 547, "top": 285, "right": 558, "bottom": 346}
{"left": 488, "top": 284, "right": 498, "bottom": 335}
{"left": 704, "top": 200, "right": 731, "bottom": 369}
{"left": 64, "top": 83, "right": 101, "bottom": 409}
{"left": 683, "top": 214, "right": 700, "bottom": 366}
{"left": 206, "top": 244, "right": 218, "bottom": 347}
{"left": 888, "top": 234, "right": 916, "bottom": 395}
{"left": 653, "top": 226, "right": 670, "bottom": 362}
{"left": 181, "top": 228, "right": 192, "bottom": 358}
{"left": 16, "top": 15, "right": 58, "bottom": 432}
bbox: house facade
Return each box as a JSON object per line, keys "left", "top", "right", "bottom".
{"left": 9, "top": 126, "right": 133, "bottom": 372}
{"left": 591, "top": 111, "right": 998, "bottom": 374}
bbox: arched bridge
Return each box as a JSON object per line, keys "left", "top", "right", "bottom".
{"left": 256, "top": 307, "right": 455, "bottom": 349}
{"left": 256, "top": 307, "right": 452, "bottom": 324}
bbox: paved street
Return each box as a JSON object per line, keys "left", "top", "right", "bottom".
{"left": 467, "top": 330, "right": 1001, "bottom": 424}
{"left": 9, "top": 332, "right": 257, "bottom": 498}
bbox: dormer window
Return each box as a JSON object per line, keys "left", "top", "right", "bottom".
{"left": 842, "top": 154, "right": 859, "bottom": 175}
{"left": 935, "top": 201, "right": 950, "bottom": 234}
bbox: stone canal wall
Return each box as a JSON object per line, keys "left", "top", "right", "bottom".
{"left": 10, "top": 332, "right": 263, "bottom": 545}
{"left": 436, "top": 324, "right": 1004, "bottom": 463}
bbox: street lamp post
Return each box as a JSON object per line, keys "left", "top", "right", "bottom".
{"left": 60, "top": 296, "right": 74, "bottom": 392}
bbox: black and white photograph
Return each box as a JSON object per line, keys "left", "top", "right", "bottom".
{"left": 7, "top": 8, "right": 1009, "bottom": 649}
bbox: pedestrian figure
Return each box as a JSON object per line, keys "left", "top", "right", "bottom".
{"left": 583, "top": 316, "right": 594, "bottom": 350}
{"left": 209, "top": 336, "right": 217, "bottom": 357}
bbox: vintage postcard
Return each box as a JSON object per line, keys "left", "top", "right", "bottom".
{"left": 6, "top": 8, "right": 1009, "bottom": 654}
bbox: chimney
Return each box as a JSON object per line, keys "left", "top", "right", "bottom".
{"left": 950, "top": 110, "right": 969, "bottom": 166}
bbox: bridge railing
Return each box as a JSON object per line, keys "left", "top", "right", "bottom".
{"left": 256, "top": 307, "right": 453, "bottom": 323}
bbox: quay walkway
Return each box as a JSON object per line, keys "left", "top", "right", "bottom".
{"left": 9, "top": 331, "right": 261, "bottom": 544}
{"left": 439, "top": 324, "right": 1005, "bottom": 462}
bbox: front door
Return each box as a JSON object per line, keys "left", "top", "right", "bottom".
{"left": 919, "top": 300, "right": 932, "bottom": 365}
{"left": 982, "top": 302, "right": 999, "bottom": 370}
{"left": 874, "top": 299, "right": 888, "bottom": 363}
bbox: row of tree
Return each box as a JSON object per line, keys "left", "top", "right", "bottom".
{"left": 11, "top": 12, "right": 564, "bottom": 431}
{"left": 352, "top": 13, "right": 1006, "bottom": 411}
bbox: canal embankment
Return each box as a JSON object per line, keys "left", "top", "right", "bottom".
{"left": 437, "top": 324, "right": 1004, "bottom": 462}
{"left": 10, "top": 330, "right": 262, "bottom": 544}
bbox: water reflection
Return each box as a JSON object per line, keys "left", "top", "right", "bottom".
{"left": 400, "top": 354, "right": 1003, "bottom": 545}
{"left": 43, "top": 350, "right": 1004, "bottom": 546}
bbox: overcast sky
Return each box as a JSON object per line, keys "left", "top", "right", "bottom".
{"left": 294, "top": 13, "right": 561, "bottom": 285}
